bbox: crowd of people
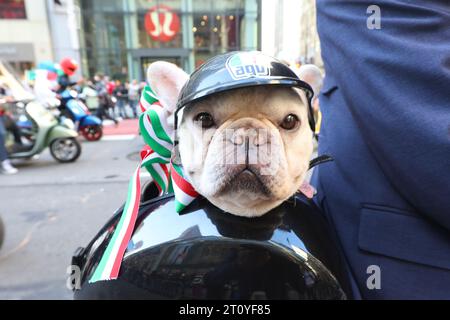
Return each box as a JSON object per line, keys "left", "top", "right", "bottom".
{"left": 0, "top": 60, "right": 148, "bottom": 175}
{"left": 76, "top": 75, "right": 147, "bottom": 124}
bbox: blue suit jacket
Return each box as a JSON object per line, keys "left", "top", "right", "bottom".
{"left": 312, "top": 0, "right": 450, "bottom": 299}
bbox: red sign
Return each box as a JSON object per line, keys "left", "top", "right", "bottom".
{"left": 144, "top": 5, "right": 180, "bottom": 42}
{"left": 0, "top": 0, "right": 27, "bottom": 19}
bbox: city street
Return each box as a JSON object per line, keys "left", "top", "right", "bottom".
{"left": 0, "top": 120, "right": 143, "bottom": 299}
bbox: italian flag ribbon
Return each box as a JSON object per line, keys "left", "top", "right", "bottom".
{"left": 90, "top": 85, "right": 198, "bottom": 283}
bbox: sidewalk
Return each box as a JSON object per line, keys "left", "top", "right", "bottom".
{"left": 102, "top": 118, "right": 139, "bottom": 140}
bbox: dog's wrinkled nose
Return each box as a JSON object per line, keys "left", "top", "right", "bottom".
{"left": 223, "top": 119, "right": 273, "bottom": 169}
{"left": 230, "top": 127, "right": 268, "bottom": 147}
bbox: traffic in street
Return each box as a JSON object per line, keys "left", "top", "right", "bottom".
{"left": 0, "top": 121, "right": 140, "bottom": 299}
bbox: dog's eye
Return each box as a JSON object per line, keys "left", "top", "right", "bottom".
{"left": 194, "top": 112, "right": 215, "bottom": 128}
{"left": 280, "top": 114, "right": 300, "bottom": 130}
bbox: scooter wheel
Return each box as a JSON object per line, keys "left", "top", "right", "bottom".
{"left": 0, "top": 216, "right": 4, "bottom": 250}
{"left": 50, "top": 138, "right": 82, "bottom": 163}
{"left": 81, "top": 126, "right": 103, "bottom": 141}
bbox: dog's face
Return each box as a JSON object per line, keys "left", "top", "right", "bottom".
{"left": 147, "top": 62, "right": 314, "bottom": 217}
{"left": 178, "top": 86, "right": 313, "bottom": 217}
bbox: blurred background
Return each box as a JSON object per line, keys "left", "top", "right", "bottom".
{"left": 0, "top": 0, "right": 322, "bottom": 299}
{"left": 0, "top": 0, "right": 322, "bottom": 79}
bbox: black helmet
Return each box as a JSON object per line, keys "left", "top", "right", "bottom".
{"left": 175, "top": 51, "right": 316, "bottom": 132}
{"left": 72, "top": 187, "right": 351, "bottom": 300}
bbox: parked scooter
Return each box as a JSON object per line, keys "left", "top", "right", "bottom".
{"left": 6, "top": 101, "right": 81, "bottom": 163}
{"left": 59, "top": 90, "right": 103, "bottom": 141}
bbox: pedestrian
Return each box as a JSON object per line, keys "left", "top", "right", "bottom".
{"left": 312, "top": 0, "right": 450, "bottom": 299}
{"left": 113, "top": 80, "right": 128, "bottom": 119}
{"left": 56, "top": 58, "right": 78, "bottom": 94}
{"left": 0, "top": 99, "right": 18, "bottom": 175}
{"left": 94, "top": 75, "right": 117, "bottom": 125}
{"left": 106, "top": 77, "right": 115, "bottom": 96}
{"left": 79, "top": 80, "right": 99, "bottom": 110}
{"left": 0, "top": 87, "right": 29, "bottom": 150}
{"left": 93, "top": 74, "right": 105, "bottom": 96}
{"left": 138, "top": 81, "right": 146, "bottom": 97}
{"left": 128, "top": 79, "right": 140, "bottom": 118}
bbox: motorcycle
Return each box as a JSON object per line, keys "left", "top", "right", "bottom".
{"left": 72, "top": 183, "right": 352, "bottom": 300}
{"left": 6, "top": 101, "right": 81, "bottom": 163}
{"left": 59, "top": 90, "right": 103, "bottom": 141}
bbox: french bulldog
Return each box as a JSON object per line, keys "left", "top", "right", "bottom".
{"left": 147, "top": 60, "right": 319, "bottom": 218}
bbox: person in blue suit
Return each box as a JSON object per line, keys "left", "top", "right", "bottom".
{"left": 312, "top": 0, "right": 450, "bottom": 299}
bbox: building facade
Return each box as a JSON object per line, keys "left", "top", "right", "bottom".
{"left": 0, "top": 0, "right": 321, "bottom": 81}
{"left": 298, "top": 0, "right": 322, "bottom": 67}
{"left": 0, "top": 0, "right": 53, "bottom": 77}
{"left": 261, "top": 0, "right": 322, "bottom": 69}
{"left": 45, "top": 0, "right": 82, "bottom": 77}
{"left": 76, "top": 0, "right": 261, "bottom": 81}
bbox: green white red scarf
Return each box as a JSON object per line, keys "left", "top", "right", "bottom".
{"left": 90, "top": 85, "right": 198, "bottom": 283}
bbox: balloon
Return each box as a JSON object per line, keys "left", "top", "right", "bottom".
{"left": 37, "top": 60, "right": 57, "bottom": 72}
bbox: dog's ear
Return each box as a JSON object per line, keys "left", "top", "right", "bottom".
{"left": 146, "top": 61, "right": 189, "bottom": 114}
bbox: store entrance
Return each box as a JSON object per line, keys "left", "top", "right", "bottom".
{"left": 140, "top": 56, "right": 182, "bottom": 80}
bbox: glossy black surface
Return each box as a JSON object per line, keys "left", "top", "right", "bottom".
{"left": 73, "top": 193, "right": 351, "bottom": 300}
{"left": 175, "top": 51, "right": 316, "bottom": 131}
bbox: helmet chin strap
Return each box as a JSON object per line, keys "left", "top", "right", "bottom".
{"left": 171, "top": 106, "right": 183, "bottom": 165}
{"left": 309, "top": 154, "right": 333, "bottom": 170}
{"left": 302, "top": 85, "right": 317, "bottom": 137}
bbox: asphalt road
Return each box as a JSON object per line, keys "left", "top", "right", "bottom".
{"left": 0, "top": 134, "right": 143, "bottom": 299}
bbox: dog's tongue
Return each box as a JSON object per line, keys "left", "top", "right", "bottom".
{"left": 299, "top": 181, "right": 316, "bottom": 199}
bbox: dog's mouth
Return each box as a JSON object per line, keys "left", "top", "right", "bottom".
{"left": 219, "top": 166, "right": 273, "bottom": 197}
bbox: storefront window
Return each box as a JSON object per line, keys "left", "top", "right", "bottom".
{"left": 78, "top": 0, "right": 260, "bottom": 79}
{"left": 191, "top": 0, "right": 252, "bottom": 68}
{"left": 135, "top": 0, "right": 181, "bottom": 11}
{"left": 0, "top": 0, "right": 26, "bottom": 19}
{"left": 82, "top": 0, "right": 124, "bottom": 12}
{"left": 193, "top": 14, "right": 242, "bottom": 50}
{"left": 83, "top": 47, "right": 128, "bottom": 81}
{"left": 192, "top": 0, "right": 244, "bottom": 12}
{"left": 80, "top": 7, "right": 128, "bottom": 79}
{"left": 211, "top": 0, "right": 245, "bottom": 11}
